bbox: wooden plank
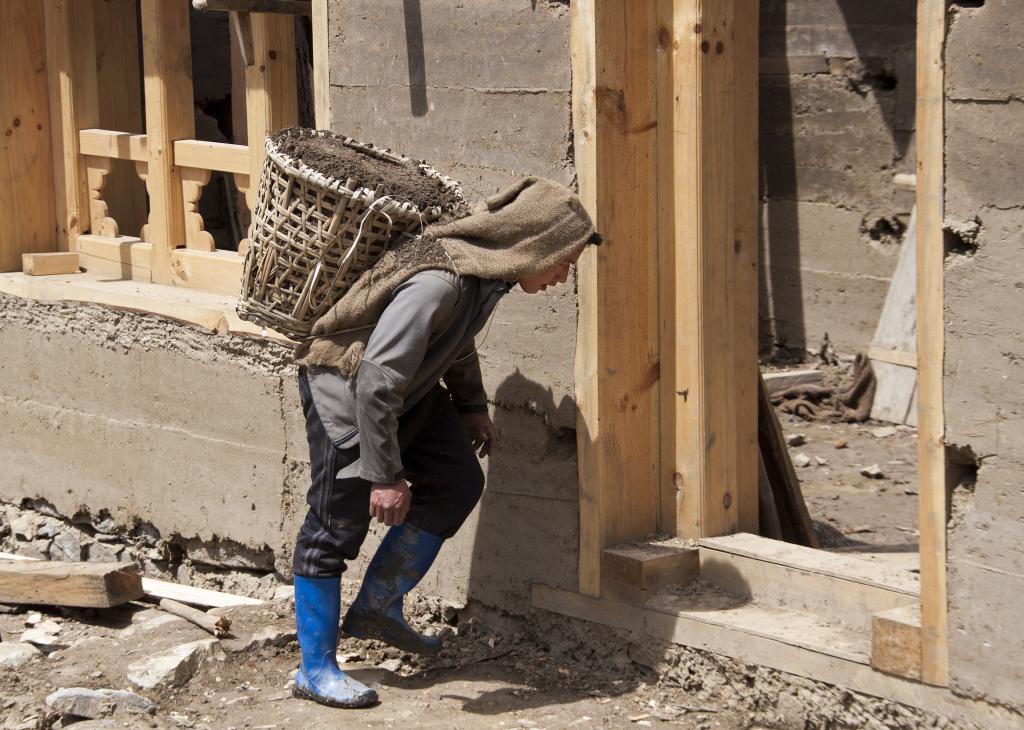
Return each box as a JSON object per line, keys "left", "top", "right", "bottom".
{"left": 194, "top": 0, "right": 312, "bottom": 15}
{"left": 870, "top": 347, "right": 917, "bottom": 370}
{"left": 872, "top": 604, "right": 922, "bottom": 681}
{"left": 171, "top": 248, "right": 244, "bottom": 295}
{"left": 141, "top": 0, "right": 195, "bottom": 284}
{"left": 763, "top": 368, "right": 824, "bottom": 395}
{"left": 79, "top": 130, "right": 148, "bottom": 162}
{"left": 22, "top": 252, "right": 80, "bottom": 276}
{"left": 229, "top": 11, "right": 255, "bottom": 67}
{"left": 76, "top": 234, "right": 151, "bottom": 281}
{"left": 732, "top": 0, "right": 760, "bottom": 533}
{"left": 0, "top": 0, "right": 57, "bottom": 272}
{"left": 143, "top": 578, "right": 262, "bottom": 608}
{"left": 173, "top": 140, "right": 250, "bottom": 175}
{"left": 573, "top": 0, "right": 660, "bottom": 597}
{"left": 92, "top": 0, "right": 148, "bottom": 240}
{"left": 312, "top": 0, "right": 331, "bottom": 129}
{"left": 915, "top": 0, "right": 949, "bottom": 687}
{"left": 0, "top": 560, "right": 142, "bottom": 608}
{"left": 532, "top": 584, "right": 1024, "bottom": 729}
{"left": 44, "top": 0, "right": 100, "bottom": 251}
{"left": 245, "top": 13, "right": 299, "bottom": 211}
{"left": 662, "top": 0, "right": 739, "bottom": 539}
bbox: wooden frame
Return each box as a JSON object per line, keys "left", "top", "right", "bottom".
{"left": 915, "top": 0, "right": 949, "bottom": 687}
{"left": 43, "top": 0, "right": 300, "bottom": 294}
{"left": 573, "top": 0, "right": 759, "bottom": 596}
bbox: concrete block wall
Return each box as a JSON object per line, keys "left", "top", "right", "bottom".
{"left": 758, "top": 0, "right": 917, "bottom": 359}
{"left": 943, "top": 0, "right": 1024, "bottom": 711}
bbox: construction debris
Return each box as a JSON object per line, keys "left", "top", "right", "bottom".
{"left": 0, "top": 558, "right": 143, "bottom": 608}
{"left": 0, "top": 641, "right": 42, "bottom": 668}
{"left": 45, "top": 687, "right": 154, "bottom": 719}
{"left": 860, "top": 464, "right": 886, "bottom": 479}
{"left": 156, "top": 598, "right": 232, "bottom": 638}
{"left": 126, "top": 638, "right": 225, "bottom": 689}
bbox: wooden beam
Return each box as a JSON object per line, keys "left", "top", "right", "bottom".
{"left": 660, "top": 0, "right": 739, "bottom": 538}
{"left": 0, "top": 560, "right": 142, "bottom": 608}
{"left": 93, "top": 0, "right": 148, "bottom": 240}
{"left": 194, "top": 0, "right": 312, "bottom": 15}
{"left": 44, "top": 0, "right": 100, "bottom": 250}
{"left": 229, "top": 11, "right": 255, "bottom": 67}
{"left": 915, "top": 0, "right": 950, "bottom": 688}
{"left": 245, "top": 13, "right": 299, "bottom": 211}
{"left": 312, "top": 0, "right": 331, "bottom": 129}
{"left": 79, "top": 130, "right": 148, "bottom": 162}
{"left": 22, "top": 252, "right": 80, "bottom": 276}
{"left": 173, "top": 140, "right": 250, "bottom": 175}
{"left": 573, "top": 0, "right": 660, "bottom": 597}
{"left": 601, "top": 543, "right": 699, "bottom": 605}
{"left": 141, "top": 0, "right": 196, "bottom": 284}
{"left": 0, "top": 0, "right": 57, "bottom": 272}
{"left": 732, "top": 0, "right": 760, "bottom": 533}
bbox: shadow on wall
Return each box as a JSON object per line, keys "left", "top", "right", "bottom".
{"left": 464, "top": 368, "right": 581, "bottom": 614}
{"left": 403, "top": 0, "right": 428, "bottom": 117}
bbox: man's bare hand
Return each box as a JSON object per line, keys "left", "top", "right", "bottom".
{"left": 369, "top": 479, "right": 412, "bottom": 526}
{"left": 462, "top": 412, "right": 498, "bottom": 457}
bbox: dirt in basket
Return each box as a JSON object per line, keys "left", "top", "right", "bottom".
{"left": 272, "top": 128, "right": 461, "bottom": 212}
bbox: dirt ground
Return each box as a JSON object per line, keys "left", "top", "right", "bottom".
{"left": 0, "top": 407, "right": 927, "bottom": 730}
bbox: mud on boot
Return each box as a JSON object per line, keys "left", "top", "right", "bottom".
{"left": 342, "top": 523, "right": 444, "bottom": 655}
{"left": 293, "top": 575, "right": 379, "bottom": 708}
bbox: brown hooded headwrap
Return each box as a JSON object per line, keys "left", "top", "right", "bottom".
{"left": 293, "top": 176, "right": 597, "bottom": 377}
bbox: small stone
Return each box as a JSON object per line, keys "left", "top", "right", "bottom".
{"left": 0, "top": 642, "right": 42, "bottom": 668}
{"left": 50, "top": 530, "right": 84, "bottom": 562}
{"left": 815, "top": 456, "right": 829, "bottom": 466}
{"left": 86, "top": 540, "right": 124, "bottom": 562}
{"left": 93, "top": 516, "right": 118, "bottom": 535}
{"left": 272, "top": 585, "right": 295, "bottom": 602}
{"left": 904, "top": 488, "right": 919, "bottom": 495}
{"left": 377, "top": 658, "right": 403, "bottom": 673}
{"left": 127, "top": 638, "right": 225, "bottom": 689}
{"left": 833, "top": 439, "right": 848, "bottom": 449}
{"left": 793, "top": 453, "right": 812, "bottom": 468}
{"left": 90, "top": 670, "right": 103, "bottom": 678}
{"left": 10, "top": 513, "right": 43, "bottom": 540}
{"left": 25, "top": 612, "right": 43, "bottom": 626}
{"left": 871, "top": 426, "right": 898, "bottom": 439}
{"left": 34, "top": 619, "right": 62, "bottom": 634}
{"left": 860, "top": 464, "right": 886, "bottom": 479}
{"left": 46, "top": 687, "right": 153, "bottom": 719}
{"left": 785, "top": 433, "right": 807, "bottom": 447}
{"left": 225, "top": 626, "right": 296, "bottom": 653}
{"left": 37, "top": 517, "right": 64, "bottom": 539}
{"left": 21, "top": 626, "right": 61, "bottom": 647}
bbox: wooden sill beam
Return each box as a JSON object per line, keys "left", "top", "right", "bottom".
{"left": 174, "top": 140, "right": 250, "bottom": 175}
{"left": 193, "top": 0, "right": 312, "bottom": 16}
{"left": 79, "top": 129, "right": 148, "bottom": 161}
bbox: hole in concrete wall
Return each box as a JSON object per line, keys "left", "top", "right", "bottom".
{"left": 840, "top": 58, "right": 899, "bottom": 96}
{"left": 946, "top": 443, "right": 980, "bottom": 528}
{"left": 862, "top": 215, "right": 907, "bottom": 245}
{"left": 944, "top": 217, "right": 982, "bottom": 258}
{"left": 951, "top": 0, "right": 985, "bottom": 8}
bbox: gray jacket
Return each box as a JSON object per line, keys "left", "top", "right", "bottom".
{"left": 306, "top": 269, "right": 510, "bottom": 483}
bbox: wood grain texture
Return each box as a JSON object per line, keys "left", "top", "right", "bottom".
{"left": 92, "top": 0, "right": 147, "bottom": 239}
{"left": 915, "top": 0, "right": 950, "bottom": 688}
{"left": 312, "top": 0, "right": 330, "bottom": 129}
{"left": 0, "top": 560, "right": 142, "bottom": 608}
{"left": 0, "top": 0, "right": 57, "bottom": 271}
{"left": 872, "top": 604, "right": 923, "bottom": 681}
{"left": 44, "top": 0, "right": 100, "bottom": 250}
{"left": 573, "top": 0, "right": 660, "bottom": 597}
{"left": 141, "top": 0, "right": 196, "bottom": 283}
{"left": 22, "top": 252, "right": 80, "bottom": 276}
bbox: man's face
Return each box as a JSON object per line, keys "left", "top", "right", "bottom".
{"left": 518, "top": 251, "right": 582, "bottom": 294}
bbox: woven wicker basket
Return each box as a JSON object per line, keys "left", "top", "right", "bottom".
{"left": 237, "top": 130, "right": 463, "bottom": 340}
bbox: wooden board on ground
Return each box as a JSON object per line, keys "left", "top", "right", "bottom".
{"left": 757, "top": 372, "right": 819, "bottom": 547}
{"left": 0, "top": 560, "right": 142, "bottom": 608}
{"left": 763, "top": 369, "right": 824, "bottom": 396}
{"left": 22, "top": 252, "right": 80, "bottom": 276}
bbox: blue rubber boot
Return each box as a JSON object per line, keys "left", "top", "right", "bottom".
{"left": 293, "top": 575, "right": 379, "bottom": 708}
{"left": 342, "top": 523, "right": 444, "bottom": 654}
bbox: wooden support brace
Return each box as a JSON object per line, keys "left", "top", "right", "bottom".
{"left": 230, "top": 11, "right": 255, "bottom": 66}
{"left": 181, "top": 168, "right": 216, "bottom": 252}
{"left": 85, "top": 156, "right": 119, "bottom": 238}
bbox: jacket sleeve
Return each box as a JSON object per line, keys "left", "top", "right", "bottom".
{"left": 354, "top": 273, "right": 459, "bottom": 483}
{"left": 442, "top": 344, "right": 488, "bottom": 414}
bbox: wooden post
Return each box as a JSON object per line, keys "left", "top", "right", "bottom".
{"left": 659, "top": 0, "right": 741, "bottom": 539}
{"left": 141, "top": 0, "right": 196, "bottom": 284}
{"left": 1, "top": 0, "right": 57, "bottom": 271}
{"left": 915, "top": 0, "right": 949, "bottom": 688}
{"left": 245, "top": 13, "right": 299, "bottom": 212}
{"left": 43, "top": 0, "right": 100, "bottom": 251}
{"left": 731, "top": 0, "right": 759, "bottom": 533}
{"left": 312, "top": 0, "right": 331, "bottom": 129}
{"left": 573, "top": 0, "right": 661, "bottom": 597}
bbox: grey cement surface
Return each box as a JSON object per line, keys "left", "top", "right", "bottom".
{"left": 759, "top": 0, "right": 916, "bottom": 359}
{"left": 943, "top": 0, "right": 1024, "bottom": 711}
{"left": 0, "top": 294, "right": 579, "bottom": 613}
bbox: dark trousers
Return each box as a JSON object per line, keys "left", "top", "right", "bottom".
{"left": 292, "top": 371, "right": 485, "bottom": 578}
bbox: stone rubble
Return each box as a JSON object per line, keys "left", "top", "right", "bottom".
{"left": 126, "top": 638, "right": 225, "bottom": 689}
{"left": 45, "top": 687, "right": 154, "bottom": 719}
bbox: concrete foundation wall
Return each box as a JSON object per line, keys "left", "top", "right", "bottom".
{"left": 943, "top": 0, "right": 1024, "bottom": 711}
{"left": 758, "top": 0, "right": 917, "bottom": 358}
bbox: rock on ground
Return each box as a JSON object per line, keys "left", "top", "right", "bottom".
{"left": 0, "top": 642, "right": 42, "bottom": 668}
{"left": 126, "top": 638, "right": 225, "bottom": 689}
{"left": 45, "top": 687, "right": 153, "bottom": 719}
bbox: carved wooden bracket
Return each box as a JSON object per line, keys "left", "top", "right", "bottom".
{"left": 182, "top": 167, "right": 216, "bottom": 251}
{"left": 134, "top": 160, "right": 151, "bottom": 242}
{"left": 85, "top": 156, "right": 119, "bottom": 237}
